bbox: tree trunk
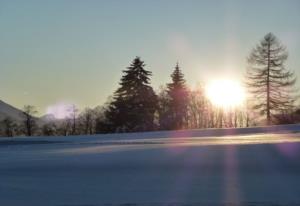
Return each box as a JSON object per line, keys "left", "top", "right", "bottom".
{"left": 266, "top": 42, "right": 271, "bottom": 125}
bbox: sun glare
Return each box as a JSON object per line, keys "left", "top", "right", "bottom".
{"left": 46, "top": 103, "right": 71, "bottom": 119}
{"left": 205, "top": 79, "right": 246, "bottom": 108}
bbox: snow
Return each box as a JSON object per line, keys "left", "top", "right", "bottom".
{"left": 1, "top": 126, "right": 300, "bottom": 206}
{"left": 0, "top": 100, "right": 23, "bottom": 121}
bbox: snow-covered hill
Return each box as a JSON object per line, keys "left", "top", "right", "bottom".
{"left": 0, "top": 100, "right": 49, "bottom": 127}
{"left": 0, "top": 100, "right": 24, "bottom": 121}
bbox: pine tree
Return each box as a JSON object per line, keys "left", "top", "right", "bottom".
{"left": 106, "top": 57, "right": 157, "bottom": 132}
{"left": 246, "top": 33, "right": 297, "bottom": 125}
{"left": 166, "top": 63, "right": 189, "bottom": 129}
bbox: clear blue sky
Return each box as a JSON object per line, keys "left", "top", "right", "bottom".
{"left": 0, "top": 0, "right": 299, "bottom": 114}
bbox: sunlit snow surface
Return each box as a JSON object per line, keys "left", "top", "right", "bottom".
{"left": 1, "top": 129, "right": 300, "bottom": 206}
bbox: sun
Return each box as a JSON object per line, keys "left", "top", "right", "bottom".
{"left": 205, "top": 79, "right": 246, "bottom": 108}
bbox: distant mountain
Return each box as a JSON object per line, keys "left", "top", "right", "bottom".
{"left": 40, "top": 114, "right": 65, "bottom": 126}
{"left": 40, "top": 113, "right": 57, "bottom": 123}
{"left": 0, "top": 100, "right": 24, "bottom": 121}
{"left": 0, "top": 101, "right": 62, "bottom": 137}
{"left": 0, "top": 100, "right": 61, "bottom": 126}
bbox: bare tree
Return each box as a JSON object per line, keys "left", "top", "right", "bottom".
{"left": 1, "top": 117, "right": 17, "bottom": 137}
{"left": 187, "top": 84, "right": 207, "bottom": 129}
{"left": 68, "top": 104, "right": 78, "bottom": 135}
{"left": 58, "top": 118, "right": 72, "bottom": 136}
{"left": 79, "top": 107, "right": 95, "bottom": 135}
{"left": 246, "top": 33, "right": 297, "bottom": 125}
{"left": 42, "top": 122, "right": 57, "bottom": 136}
{"left": 22, "top": 105, "right": 38, "bottom": 136}
{"left": 157, "top": 86, "right": 171, "bottom": 130}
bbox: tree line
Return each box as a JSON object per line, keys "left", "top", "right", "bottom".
{"left": 1, "top": 33, "right": 299, "bottom": 137}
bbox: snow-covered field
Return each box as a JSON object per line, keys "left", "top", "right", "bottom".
{"left": 1, "top": 126, "right": 300, "bottom": 206}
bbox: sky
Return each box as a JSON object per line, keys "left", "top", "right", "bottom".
{"left": 0, "top": 0, "right": 300, "bottom": 115}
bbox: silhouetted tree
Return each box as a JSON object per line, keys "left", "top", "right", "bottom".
{"left": 79, "top": 107, "right": 95, "bottom": 135}
{"left": 94, "top": 99, "right": 114, "bottom": 134}
{"left": 157, "top": 86, "right": 172, "bottom": 130}
{"left": 166, "top": 63, "right": 189, "bottom": 129}
{"left": 105, "top": 57, "right": 157, "bottom": 132}
{"left": 1, "top": 117, "right": 17, "bottom": 137}
{"left": 68, "top": 104, "right": 78, "bottom": 135}
{"left": 22, "top": 105, "right": 38, "bottom": 136}
{"left": 42, "top": 122, "right": 57, "bottom": 136}
{"left": 246, "top": 33, "right": 297, "bottom": 125}
{"left": 58, "top": 118, "right": 72, "bottom": 136}
{"left": 187, "top": 84, "right": 208, "bottom": 129}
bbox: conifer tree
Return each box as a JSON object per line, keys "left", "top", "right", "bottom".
{"left": 106, "top": 57, "right": 157, "bottom": 132}
{"left": 246, "top": 33, "right": 297, "bottom": 125}
{"left": 166, "top": 63, "right": 189, "bottom": 129}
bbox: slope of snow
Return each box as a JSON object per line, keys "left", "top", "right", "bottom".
{"left": 0, "top": 128, "right": 300, "bottom": 206}
{"left": 0, "top": 100, "right": 23, "bottom": 121}
{"left": 0, "top": 100, "right": 48, "bottom": 126}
